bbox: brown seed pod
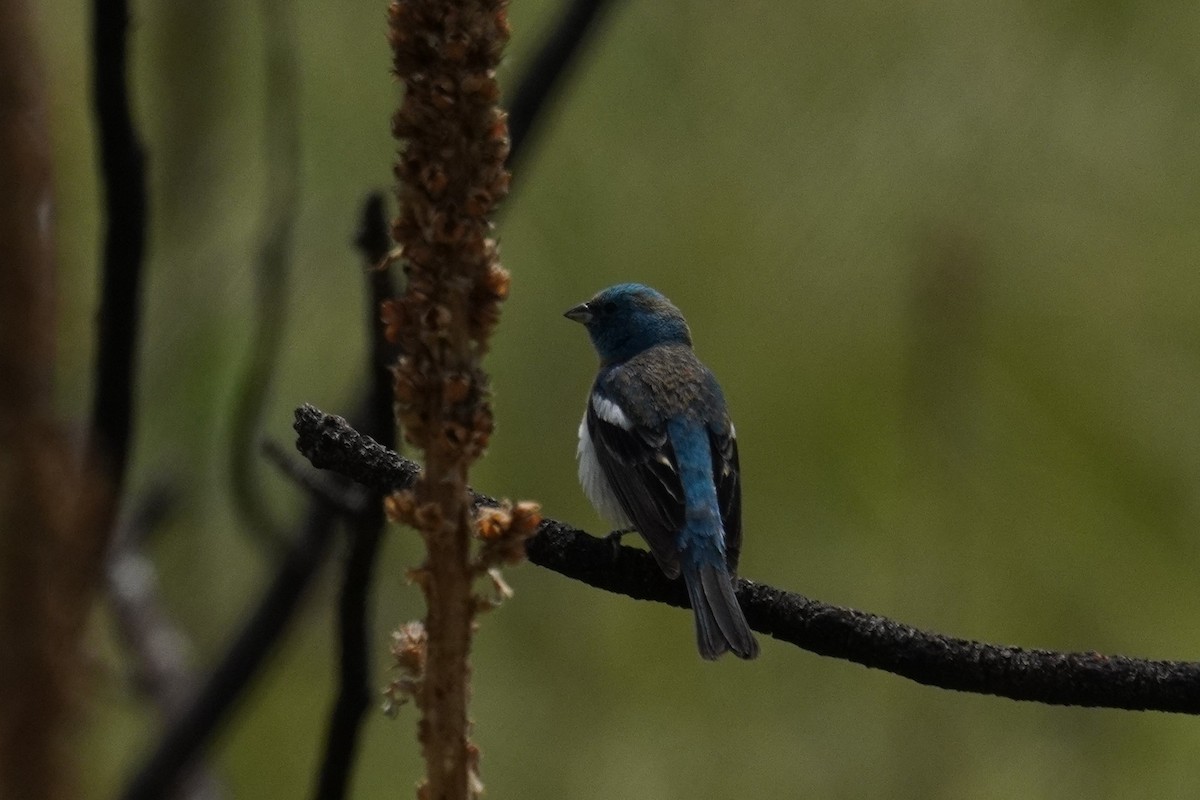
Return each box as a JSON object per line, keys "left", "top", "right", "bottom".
{"left": 443, "top": 372, "right": 472, "bottom": 404}
{"left": 385, "top": 490, "right": 417, "bottom": 523}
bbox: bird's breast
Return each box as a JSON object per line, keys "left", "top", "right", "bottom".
{"left": 576, "top": 413, "right": 631, "bottom": 525}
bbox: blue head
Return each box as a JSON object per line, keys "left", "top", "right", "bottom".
{"left": 564, "top": 283, "right": 692, "bottom": 364}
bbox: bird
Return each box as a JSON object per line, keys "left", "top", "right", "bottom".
{"left": 565, "top": 283, "right": 759, "bottom": 660}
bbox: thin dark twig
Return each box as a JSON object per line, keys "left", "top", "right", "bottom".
{"left": 354, "top": 193, "right": 393, "bottom": 271}
{"left": 312, "top": 499, "right": 384, "bottom": 800}
{"left": 357, "top": 193, "right": 396, "bottom": 437}
{"left": 119, "top": 198, "right": 392, "bottom": 800}
{"left": 311, "top": 193, "right": 396, "bottom": 800}
{"left": 294, "top": 404, "right": 1200, "bottom": 717}
{"left": 90, "top": 0, "right": 148, "bottom": 489}
{"left": 506, "top": 0, "right": 616, "bottom": 171}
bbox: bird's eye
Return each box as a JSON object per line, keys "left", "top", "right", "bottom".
{"left": 602, "top": 301, "right": 617, "bottom": 314}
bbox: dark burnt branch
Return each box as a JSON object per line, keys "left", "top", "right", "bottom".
{"left": 294, "top": 403, "right": 1200, "bottom": 717}
{"left": 310, "top": 460, "right": 383, "bottom": 800}
{"left": 506, "top": 0, "right": 616, "bottom": 171}
{"left": 90, "top": 0, "right": 148, "bottom": 488}
{"left": 311, "top": 490, "right": 382, "bottom": 800}
{"left": 121, "top": 242, "right": 394, "bottom": 800}
{"left": 310, "top": 193, "right": 395, "bottom": 800}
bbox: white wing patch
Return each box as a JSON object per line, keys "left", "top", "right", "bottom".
{"left": 577, "top": 414, "right": 631, "bottom": 525}
{"left": 590, "top": 393, "right": 633, "bottom": 430}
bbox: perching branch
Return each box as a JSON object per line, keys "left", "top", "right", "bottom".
{"left": 294, "top": 404, "right": 1200, "bottom": 717}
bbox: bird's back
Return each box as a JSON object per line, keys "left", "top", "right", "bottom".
{"left": 598, "top": 344, "right": 732, "bottom": 434}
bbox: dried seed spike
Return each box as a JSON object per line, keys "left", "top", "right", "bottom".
{"left": 387, "top": 0, "right": 519, "bottom": 792}
{"left": 475, "top": 504, "right": 511, "bottom": 540}
{"left": 443, "top": 372, "right": 472, "bottom": 404}
{"left": 406, "top": 566, "right": 432, "bottom": 591}
{"left": 511, "top": 500, "right": 543, "bottom": 535}
{"left": 444, "top": 421, "right": 469, "bottom": 448}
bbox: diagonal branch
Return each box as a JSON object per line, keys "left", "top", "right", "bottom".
{"left": 294, "top": 403, "right": 1200, "bottom": 717}
{"left": 505, "top": 0, "right": 617, "bottom": 172}
{"left": 118, "top": 499, "right": 342, "bottom": 800}
{"left": 107, "top": 487, "right": 225, "bottom": 800}
{"left": 119, "top": 200, "right": 394, "bottom": 800}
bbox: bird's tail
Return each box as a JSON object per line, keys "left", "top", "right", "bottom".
{"left": 683, "top": 559, "right": 759, "bottom": 660}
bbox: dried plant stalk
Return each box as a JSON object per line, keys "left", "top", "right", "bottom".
{"left": 386, "top": 1, "right": 512, "bottom": 798}
{"left": 0, "top": 2, "right": 100, "bottom": 797}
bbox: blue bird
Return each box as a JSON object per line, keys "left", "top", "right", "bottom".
{"left": 565, "top": 283, "right": 759, "bottom": 660}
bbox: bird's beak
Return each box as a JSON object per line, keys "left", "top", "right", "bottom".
{"left": 563, "top": 302, "right": 592, "bottom": 324}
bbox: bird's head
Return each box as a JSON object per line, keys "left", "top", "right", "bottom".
{"left": 564, "top": 283, "right": 692, "bottom": 364}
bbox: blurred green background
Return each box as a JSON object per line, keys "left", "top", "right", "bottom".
{"left": 35, "top": 0, "right": 1200, "bottom": 797}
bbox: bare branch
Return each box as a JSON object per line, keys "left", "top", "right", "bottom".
{"left": 120, "top": 195, "right": 395, "bottom": 800}
{"left": 117, "top": 501, "right": 342, "bottom": 800}
{"left": 310, "top": 193, "right": 397, "bottom": 800}
{"left": 294, "top": 404, "right": 1200, "bottom": 717}
{"left": 89, "top": 0, "right": 148, "bottom": 491}
{"left": 506, "top": 0, "right": 616, "bottom": 172}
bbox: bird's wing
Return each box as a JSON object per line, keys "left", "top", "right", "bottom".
{"left": 586, "top": 393, "right": 685, "bottom": 578}
{"left": 710, "top": 424, "right": 743, "bottom": 575}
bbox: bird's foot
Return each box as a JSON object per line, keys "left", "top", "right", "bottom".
{"left": 604, "top": 527, "right": 636, "bottom": 562}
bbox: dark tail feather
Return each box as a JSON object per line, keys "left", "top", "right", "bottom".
{"left": 684, "top": 562, "right": 759, "bottom": 660}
